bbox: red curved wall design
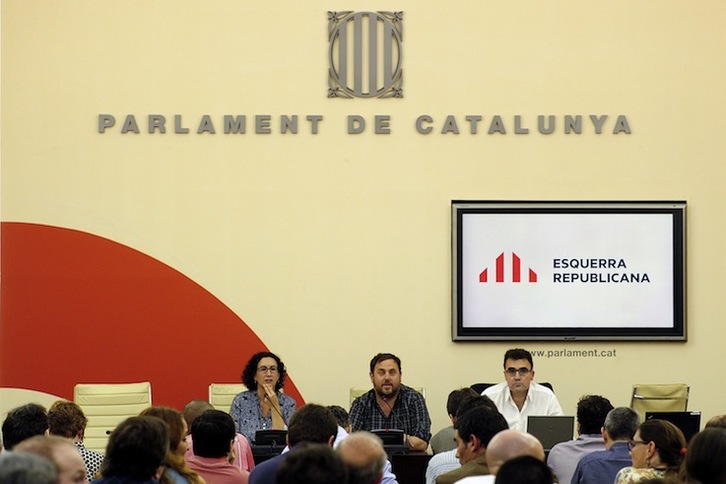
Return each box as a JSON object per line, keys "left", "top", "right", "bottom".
{"left": 0, "top": 222, "right": 303, "bottom": 409}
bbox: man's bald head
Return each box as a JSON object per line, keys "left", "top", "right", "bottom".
{"left": 337, "top": 432, "right": 387, "bottom": 484}
{"left": 485, "top": 429, "right": 545, "bottom": 475}
{"left": 182, "top": 400, "right": 214, "bottom": 430}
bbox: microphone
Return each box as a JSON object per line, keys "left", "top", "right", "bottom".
{"left": 381, "top": 396, "right": 409, "bottom": 449}
{"left": 264, "top": 393, "right": 288, "bottom": 426}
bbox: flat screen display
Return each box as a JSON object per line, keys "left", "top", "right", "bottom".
{"left": 452, "top": 201, "right": 686, "bottom": 341}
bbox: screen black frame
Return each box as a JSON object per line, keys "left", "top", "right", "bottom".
{"left": 452, "top": 200, "right": 686, "bottom": 341}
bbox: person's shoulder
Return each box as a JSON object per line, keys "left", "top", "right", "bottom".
{"left": 615, "top": 466, "right": 653, "bottom": 484}
{"left": 530, "top": 381, "right": 556, "bottom": 394}
{"left": 351, "top": 389, "right": 375, "bottom": 406}
{"left": 429, "top": 448, "right": 458, "bottom": 466}
{"left": 253, "top": 452, "right": 286, "bottom": 471}
{"left": 233, "top": 389, "right": 255, "bottom": 401}
{"left": 577, "top": 447, "right": 609, "bottom": 464}
{"left": 482, "top": 382, "right": 507, "bottom": 395}
{"left": 279, "top": 392, "right": 295, "bottom": 403}
{"left": 401, "top": 384, "right": 425, "bottom": 398}
{"left": 548, "top": 438, "right": 575, "bottom": 456}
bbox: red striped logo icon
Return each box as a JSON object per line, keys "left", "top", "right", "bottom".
{"left": 479, "top": 252, "right": 538, "bottom": 283}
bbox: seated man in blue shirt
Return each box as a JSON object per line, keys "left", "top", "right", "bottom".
{"left": 349, "top": 353, "right": 432, "bottom": 452}
{"left": 571, "top": 407, "right": 640, "bottom": 484}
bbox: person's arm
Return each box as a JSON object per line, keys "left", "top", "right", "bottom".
{"left": 280, "top": 393, "right": 297, "bottom": 426}
{"left": 349, "top": 395, "right": 368, "bottom": 432}
{"left": 261, "top": 383, "right": 286, "bottom": 430}
{"left": 406, "top": 435, "right": 429, "bottom": 452}
{"left": 547, "top": 391, "right": 564, "bottom": 416}
{"left": 380, "top": 458, "right": 400, "bottom": 484}
{"left": 230, "top": 392, "right": 258, "bottom": 442}
{"left": 229, "top": 393, "right": 244, "bottom": 433}
{"left": 406, "top": 391, "right": 432, "bottom": 452}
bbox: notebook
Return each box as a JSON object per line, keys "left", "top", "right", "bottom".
{"left": 526, "top": 416, "right": 575, "bottom": 451}
{"left": 645, "top": 411, "right": 701, "bottom": 442}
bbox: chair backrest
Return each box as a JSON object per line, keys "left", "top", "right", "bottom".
{"left": 73, "top": 382, "right": 152, "bottom": 453}
{"left": 631, "top": 383, "right": 689, "bottom": 421}
{"left": 349, "top": 386, "right": 426, "bottom": 406}
{"left": 470, "top": 383, "right": 495, "bottom": 394}
{"left": 209, "top": 383, "right": 247, "bottom": 412}
{"left": 540, "top": 382, "right": 554, "bottom": 393}
{"left": 0, "top": 388, "right": 65, "bottom": 424}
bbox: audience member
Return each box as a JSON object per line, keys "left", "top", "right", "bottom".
{"left": 430, "top": 388, "right": 479, "bottom": 455}
{"left": 425, "top": 393, "right": 486, "bottom": 484}
{"left": 482, "top": 349, "right": 563, "bottom": 431}
{"left": 93, "top": 415, "right": 169, "bottom": 484}
{"left": 485, "top": 429, "right": 545, "bottom": 476}
{"left": 1, "top": 403, "right": 49, "bottom": 451}
{"left": 337, "top": 431, "right": 387, "bottom": 484}
{"left": 454, "top": 428, "right": 546, "bottom": 483}
{"left": 547, "top": 395, "right": 613, "bottom": 484}
{"left": 249, "top": 403, "right": 337, "bottom": 484}
{"left": 187, "top": 409, "right": 249, "bottom": 484}
{"left": 572, "top": 406, "right": 641, "bottom": 484}
{"left": 14, "top": 435, "right": 87, "bottom": 484}
{"left": 0, "top": 451, "right": 58, "bottom": 484}
{"left": 684, "top": 427, "right": 726, "bottom": 484}
{"left": 183, "top": 399, "right": 254, "bottom": 472}
{"left": 494, "top": 455, "right": 554, "bottom": 484}
{"left": 275, "top": 443, "right": 348, "bottom": 484}
{"left": 705, "top": 414, "right": 726, "bottom": 429}
{"left": 139, "top": 406, "right": 204, "bottom": 484}
{"left": 328, "top": 406, "right": 399, "bottom": 484}
{"left": 48, "top": 400, "right": 104, "bottom": 479}
{"left": 327, "top": 405, "right": 352, "bottom": 434}
{"left": 614, "top": 419, "right": 686, "bottom": 484}
{"left": 350, "top": 353, "right": 432, "bottom": 452}
{"left": 435, "top": 403, "right": 508, "bottom": 484}
{"left": 229, "top": 352, "right": 297, "bottom": 443}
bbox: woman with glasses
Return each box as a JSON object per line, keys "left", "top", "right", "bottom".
{"left": 229, "top": 351, "right": 297, "bottom": 443}
{"left": 614, "top": 419, "right": 686, "bottom": 483}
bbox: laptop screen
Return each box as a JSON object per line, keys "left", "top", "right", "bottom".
{"left": 526, "top": 416, "right": 575, "bottom": 451}
{"left": 645, "top": 411, "right": 701, "bottom": 442}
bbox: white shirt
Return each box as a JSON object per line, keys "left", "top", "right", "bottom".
{"left": 482, "top": 381, "right": 563, "bottom": 431}
{"left": 425, "top": 448, "right": 460, "bottom": 484}
{"left": 454, "top": 475, "right": 494, "bottom": 484}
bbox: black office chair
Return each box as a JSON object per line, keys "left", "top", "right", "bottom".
{"left": 470, "top": 383, "right": 495, "bottom": 394}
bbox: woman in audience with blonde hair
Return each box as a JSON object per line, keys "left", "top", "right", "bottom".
{"left": 615, "top": 419, "right": 686, "bottom": 483}
{"left": 140, "top": 406, "right": 206, "bottom": 484}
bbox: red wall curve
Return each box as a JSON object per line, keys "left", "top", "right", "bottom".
{"left": 0, "top": 222, "right": 303, "bottom": 409}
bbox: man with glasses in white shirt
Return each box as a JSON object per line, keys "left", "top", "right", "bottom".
{"left": 481, "top": 349, "right": 563, "bottom": 432}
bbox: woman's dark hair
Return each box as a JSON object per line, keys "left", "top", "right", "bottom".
{"left": 639, "top": 419, "right": 687, "bottom": 470}
{"left": 139, "top": 407, "right": 203, "bottom": 484}
{"left": 685, "top": 428, "right": 726, "bottom": 484}
{"left": 241, "top": 351, "right": 287, "bottom": 391}
{"left": 102, "top": 416, "right": 169, "bottom": 479}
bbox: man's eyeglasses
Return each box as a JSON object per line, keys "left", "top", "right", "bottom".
{"left": 504, "top": 368, "right": 531, "bottom": 377}
{"left": 627, "top": 440, "right": 648, "bottom": 450}
{"left": 257, "top": 366, "right": 279, "bottom": 374}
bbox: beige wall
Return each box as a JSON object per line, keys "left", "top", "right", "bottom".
{"left": 3, "top": 1, "right": 726, "bottom": 435}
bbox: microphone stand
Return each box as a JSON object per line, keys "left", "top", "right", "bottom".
{"left": 381, "top": 396, "right": 410, "bottom": 450}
